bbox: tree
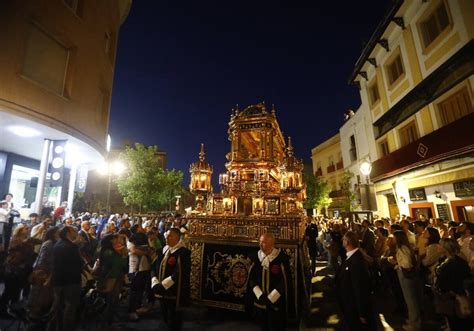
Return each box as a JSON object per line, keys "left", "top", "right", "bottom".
{"left": 155, "top": 168, "right": 184, "bottom": 211}
{"left": 304, "top": 172, "right": 332, "bottom": 215}
{"left": 340, "top": 170, "right": 359, "bottom": 212}
{"left": 115, "top": 143, "right": 184, "bottom": 212}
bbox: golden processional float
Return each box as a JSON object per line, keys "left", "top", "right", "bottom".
{"left": 187, "top": 103, "right": 311, "bottom": 315}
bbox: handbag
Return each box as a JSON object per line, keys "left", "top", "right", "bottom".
{"left": 455, "top": 294, "right": 472, "bottom": 318}
{"left": 29, "top": 268, "right": 50, "bottom": 285}
{"left": 434, "top": 291, "right": 455, "bottom": 316}
{"left": 97, "top": 277, "right": 117, "bottom": 293}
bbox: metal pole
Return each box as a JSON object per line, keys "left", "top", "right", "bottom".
{"left": 366, "top": 175, "right": 371, "bottom": 212}
{"left": 34, "top": 139, "right": 52, "bottom": 215}
{"left": 67, "top": 162, "right": 78, "bottom": 215}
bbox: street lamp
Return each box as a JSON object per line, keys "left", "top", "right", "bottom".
{"left": 98, "top": 160, "right": 125, "bottom": 213}
{"left": 359, "top": 160, "right": 372, "bottom": 212}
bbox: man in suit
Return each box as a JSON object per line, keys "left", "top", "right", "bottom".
{"left": 305, "top": 216, "right": 319, "bottom": 275}
{"left": 151, "top": 228, "right": 190, "bottom": 331}
{"left": 360, "top": 219, "right": 376, "bottom": 259}
{"left": 336, "top": 230, "right": 376, "bottom": 331}
{"left": 249, "top": 233, "right": 293, "bottom": 331}
{"left": 47, "top": 226, "right": 83, "bottom": 331}
{"left": 78, "top": 220, "right": 93, "bottom": 264}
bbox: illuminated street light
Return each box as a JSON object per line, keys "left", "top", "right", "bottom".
{"left": 111, "top": 160, "right": 126, "bottom": 175}
{"left": 97, "top": 160, "right": 126, "bottom": 213}
{"left": 359, "top": 161, "right": 372, "bottom": 179}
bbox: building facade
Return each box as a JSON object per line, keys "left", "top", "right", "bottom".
{"left": 349, "top": 0, "right": 474, "bottom": 221}
{"left": 0, "top": 0, "right": 131, "bottom": 214}
{"left": 311, "top": 133, "right": 345, "bottom": 217}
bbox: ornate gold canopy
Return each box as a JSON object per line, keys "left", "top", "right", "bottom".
{"left": 190, "top": 102, "right": 306, "bottom": 216}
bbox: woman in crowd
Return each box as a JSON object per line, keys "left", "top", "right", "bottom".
{"left": 434, "top": 238, "right": 472, "bottom": 331}
{"left": 374, "top": 227, "right": 389, "bottom": 258}
{"left": 101, "top": 221, "right": 117, "bottom": 238}
{"left": 0, "top": 224, "right": 35, "bottom": 313}
{"left": 28, "top": 226, "right": 60, "bottom": 322}
{"left": 390, "top": 230, "right": 422, "bottom": 331}
{"left": 420, "top": 227, "right": 443, "bottom": 285}
{"left": 97, "top": 233, "right": 127, "bottom": 330}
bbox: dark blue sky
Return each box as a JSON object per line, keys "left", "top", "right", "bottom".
{"left": 109, "top": 0, "right": 389, "bottom": 182}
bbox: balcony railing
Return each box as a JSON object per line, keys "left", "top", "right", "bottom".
{"left": 336, "top": 160, "right": 343, "bottom": 170}
{"left": 371, "top": 113, "right": 474, "bottom": 181}
{"left": 315, "top": 168, "right": 322, "bottom": 177}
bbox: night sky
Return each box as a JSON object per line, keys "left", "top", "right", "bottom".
{"left": 109, "top": 0, "right": 390, "bottom": 183}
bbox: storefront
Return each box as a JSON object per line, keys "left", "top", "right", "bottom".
{"left": 375, "top": 165, "right": 474, "bottom": 222}
{"left": 0, "top": 111, "right": 103, "bottom": 216}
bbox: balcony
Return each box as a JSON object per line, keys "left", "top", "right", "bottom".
{"left": 336, "top": 160, "right": 343, "bottom": 170}
{"left": 327, "top": 164, "right": 335, "bottom": 173}
{"left": 371, "top": 113, "right": 474, "bottom": 181}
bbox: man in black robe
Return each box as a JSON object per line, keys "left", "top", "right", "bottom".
{"left": 151, "top": 228, "right": 190, "bottom": 331}
{"left": 305, "top": 216, "right": 319, "bottom": 275}
{"left": 249, "top": 232, "right": 293, "bottom": 331}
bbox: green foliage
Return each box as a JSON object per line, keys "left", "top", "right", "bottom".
{"left": 115, "top": 143, "right": 184, "bottom": 212}
{"left": 340, "top": 170, "right": 359, "bottom": 212}
{"left": 304, "top": 172, "right": 333, "bottom": 215}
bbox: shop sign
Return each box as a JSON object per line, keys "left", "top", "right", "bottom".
{"left": 453, "top": 179, "right": 474, "bottom": 197}
{"left": 436, "top": 204, "right": 450, "bottom": 221}
{"left": 75, "top": 165, "right": 88, "bottom": 192}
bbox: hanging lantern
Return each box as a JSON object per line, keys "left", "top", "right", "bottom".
{"left": 189, "top": 143, "right": 213, "bottom": 212}
{"left": 280, "top": 137, "right": 304, "bottom": 192}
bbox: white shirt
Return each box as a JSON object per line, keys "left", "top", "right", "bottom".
{"left": 0, "top": 208, "right": 9, "bottom": 223}
{"left": 396, "top": 246, "right": 413, "bottom": 269}
{"left": 258, "top": 248, "right": 280, "bottom": 270}
{"left": 345, "top": 248, "right": 359, "bottom": 260}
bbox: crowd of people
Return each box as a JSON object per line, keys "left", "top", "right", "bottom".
{"left": 1, "top": 191, "right": 474, "bottom": 331}
{"left": 0, "top": 197, "right": 294, "bottom": 331}
{"left": 306, "top": 214, "right": 474, "bottom": 331}
{"left": 0, "top": 194, "right": 194, "bottom": 331}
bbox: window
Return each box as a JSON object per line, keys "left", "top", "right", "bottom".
{"left": 21, "top": 25, "right": 69, "bottom": 96}
{"left": 349, "top": 135, "right": 357, "bottom": 162}
{"left": 379, "top": 140, "right": 390, "bottom": 157}
{"left": 368, "top": 80, "right": 380, "bottom": 107}
{"left": 64, "top": 0, "right": 84, "bottom": 16}
{"left": 315, "top": 162, "right": 322, "bottom": 176}
{"left": 438, "top": 87, "right": 473, "bottom": 126}
{"left": 387, "top": 54, "right": 404, "bottom": 86}
{"left": 420, "top": 1, "right": 450, "bottom": 49}
{"left": 399, "top": 121, "right": 419, "bottom": 147}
